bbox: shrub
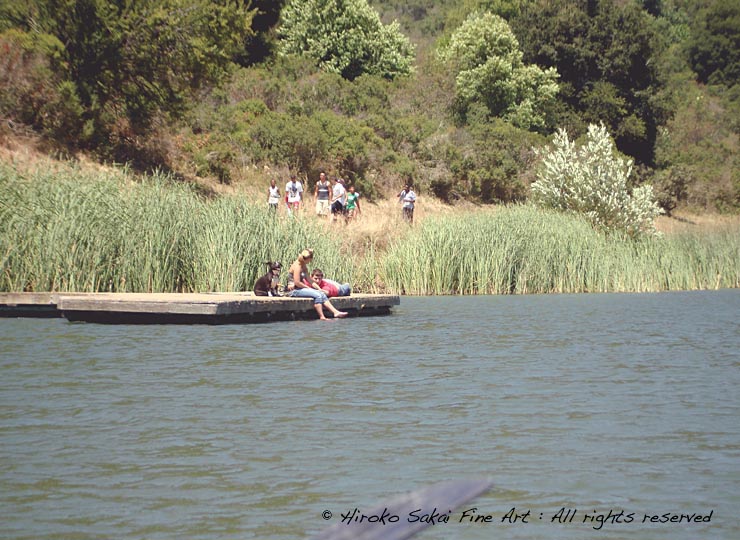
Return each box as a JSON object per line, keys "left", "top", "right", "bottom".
{"left": 530, "top": 124, "right": 663, "bottom": 237}
{"left": 438, "top": 11, "right": 559, "bottom": 130}
{"left": 654, "top": 83, "right": 740, "bottom": 212}
{"left": 279, "top": 0, "right": 415, "bottom": 80}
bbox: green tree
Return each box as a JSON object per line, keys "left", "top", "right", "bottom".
{"left": 1, "top": 0, "right": 254, "bottom": 155}
{"left": 688, "top": 0, "right": 740, "bottom": 88}
{"left": 0, "top": 29, "right": 83, "bottom": 141}
{"left": 278, "top": 0, "right": 415, "bottom": 80}
{"left": 438, "top": 11, "right": 559, "bottom": 130}
{"left": 513, "top": 0, "right": 668, "bottom": 165}
{"left": 235, "top": 0, "right": 287, "bottom": 65}
{"left": 441, "top": 0, "right": 524, "bottom": 33}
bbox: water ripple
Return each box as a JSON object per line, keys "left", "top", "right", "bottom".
{"left": 1, "top": 290, "right": 738, "bottom": 539}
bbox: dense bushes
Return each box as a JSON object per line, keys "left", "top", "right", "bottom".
{"left": 0, "top": 30, "right": 83, "bottom": 143}
{"left": 687, "top": 0, "right": 740, "bottom": 87}
{"left": 654, "top": 83, "right": 740, "bottom": 212}
{"left": 1, "top": 0, "right": 254, "bottom": 159}
{"left": 512, "top": 0, "right": 669, "bottom": 165}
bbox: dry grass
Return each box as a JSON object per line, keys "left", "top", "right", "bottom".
{"left": 656, "top": 211, "right": 740, "bottom": 234}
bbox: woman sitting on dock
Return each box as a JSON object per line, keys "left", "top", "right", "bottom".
{"left": 288, "top": 249, "right": 348, "bottom": 320}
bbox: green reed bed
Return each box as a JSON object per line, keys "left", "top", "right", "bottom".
{"left": 0, "top": 161, "right": 343, "bottom": 292}
{"left": 339, "top": 236, "right": 383, "bottom": 293}
{"left": 379, "top": 206, "right": 740, "bottom": 295}
{"left": 184, "top": 197, "right": 347, "bottom": 291}
{"left": 2, "top": 161, "right": 738, "bottom": 295}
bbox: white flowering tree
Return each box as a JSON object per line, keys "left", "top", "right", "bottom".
{"left": 531, "top": 124, "right": 663, "bottom": 237}
{"left": 438, "top": 11, "right": 559, "bottom": 130}
{"left": 278, "top": 0, "right": 415, "bottom": 80}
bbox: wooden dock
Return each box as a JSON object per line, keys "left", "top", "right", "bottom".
{"left": 0, "top": 292, "right": 400, "bottom": 324}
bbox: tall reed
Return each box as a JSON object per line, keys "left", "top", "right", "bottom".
{"left": 379, "top": 206, "right": 740, "bottom": 295}
{"left": 1, "top": 161, "right": 738, "bottom": 295}
{"left": 0, "top": 161, "right": 343, "bottom": 292}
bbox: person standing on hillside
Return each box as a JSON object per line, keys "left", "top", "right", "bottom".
{"left": 285, "top": 175, "right": 303, "bottom": 214}
{"left": 398, "top": 184, "right": 417, "bottom": 223}
{"left": 314, "top": 171, "right": 331, "bottom": 217}
{"left": 330, "top": 177, "right": 347, "bottom": 222}
{"left": 267, "top": 179, "right": 280, "bottom": 212}
{"left": 345, "top": 185, "right": 361, "bottom": 222}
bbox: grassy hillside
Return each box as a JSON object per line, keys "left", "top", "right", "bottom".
{"left": 2, "top": 145, "right": 737, "bottom": 295}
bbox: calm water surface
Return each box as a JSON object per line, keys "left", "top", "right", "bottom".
{"left": 1, "top": 291, "right": 739, "bottom": 540}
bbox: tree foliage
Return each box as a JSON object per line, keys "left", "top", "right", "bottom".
{"left": 1, "top": 0, "right": 739, "bottom": 212}
{"left": 1, "top": 0, "right": 254, "bottom": 156}
{"left": 235, "top": 0, "right": 288, "bottom": 65}
{"left": 0, "top": 29, "right": 83, "bottom": 140}
{"left": 687, "top": 0, "right": 740, "bottom": 88}
{"left": 531, "top": 124, "right": 663, "bottom": 237}
{"left": 654, "top": 83, "right": 740, "bottom": 212}
{"left": 278, "top": 0, "right": 415, "bottom": 80}
{"left": 512, "top": 0, "right": 668, "bottom": 165}
{"left": 439, "top": 11, "right": 559, "bottom": 131}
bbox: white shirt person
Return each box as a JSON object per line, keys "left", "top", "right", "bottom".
{"left": 285, "top": 176, "right": 303, "bottom": 213}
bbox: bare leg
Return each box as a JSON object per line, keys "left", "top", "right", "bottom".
{"left": 324, "top": 300, "right": 348, "bottom": 318}
{"left": 313, "top": 303, "right": 327, "bottom": 320}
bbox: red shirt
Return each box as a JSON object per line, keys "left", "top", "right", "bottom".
{"left": 303, "top": 277, "right": 339, "bottom": 297}
{"left": 318, "top": 278, "right": 338, "bottom": 297}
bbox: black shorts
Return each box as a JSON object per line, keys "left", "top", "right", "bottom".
{"left": 331, "top": 201, "right": 345, "bottom": 214}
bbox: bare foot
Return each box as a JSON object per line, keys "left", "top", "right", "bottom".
{"left": 334, "top": 311, "right": 348, "bottom": 318}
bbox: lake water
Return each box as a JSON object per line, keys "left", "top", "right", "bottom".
{"left": 1, "top": 290, "right": 739, "bottom": 540}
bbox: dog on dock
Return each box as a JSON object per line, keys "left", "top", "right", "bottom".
{"left": 253, "top": 261, "right": 282, "bottom": 296}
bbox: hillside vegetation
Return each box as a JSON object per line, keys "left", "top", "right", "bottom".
{"left": 1, "top": 0, "right": 738, "bottom": 212}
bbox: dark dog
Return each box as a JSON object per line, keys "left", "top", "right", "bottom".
{"left": 253, "top": 261, "right": 282, "bottom": 296}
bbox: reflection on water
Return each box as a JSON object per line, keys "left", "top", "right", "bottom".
{"left": 1, "top": 290, "right": 739, "bottom": 539}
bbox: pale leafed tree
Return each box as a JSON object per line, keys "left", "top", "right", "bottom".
{"left": 531, "top": 124, "right": 663, "bottom": 237}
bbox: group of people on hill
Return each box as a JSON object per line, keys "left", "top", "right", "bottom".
{"left": 253, "top": 249, "right": 351, "bottom": 320}
{"left": 268, "top": 172, "right": 362, "bottom": 222}
{"left": 266, "top": 171, "right": 417, "bottom": 223}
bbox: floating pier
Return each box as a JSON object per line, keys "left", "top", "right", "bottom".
{"left": 0, "top": 292, "right": 400, "bottom": 324}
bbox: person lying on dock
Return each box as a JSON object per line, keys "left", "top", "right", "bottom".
{"left": 253, "top": 261, "right": 282, "bottom": 296}
{"left": 288, "top": 249, "right": 348, "bottom": 320}
{"left": 309, "top": 268, "right": 351, "bottom": 298}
